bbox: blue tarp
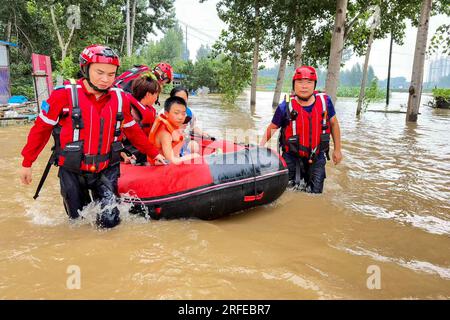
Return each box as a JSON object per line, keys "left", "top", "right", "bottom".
{"left": 173, "top": 73, "right": 186, "bottom": 79}
{"left": 8, "top": 95, "right": 28, "bottom": 104}
{"left": 0, "top": 40, "right": 18, "bottom": 47}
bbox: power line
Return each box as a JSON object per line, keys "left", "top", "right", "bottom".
{"left": 177, "top": 19, "right": 218, "bottom": 42}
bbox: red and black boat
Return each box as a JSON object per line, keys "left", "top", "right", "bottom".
{"left": 118, "top": 138, "right": 289, "bottom": 219}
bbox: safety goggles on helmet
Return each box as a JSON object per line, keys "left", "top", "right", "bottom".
{"left": 154, "top": 67, "right": 170, "bottom": 83}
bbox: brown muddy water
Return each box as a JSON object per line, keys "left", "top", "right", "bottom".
{"left": 0, "top": 91, "right": 449, "bottom": 299}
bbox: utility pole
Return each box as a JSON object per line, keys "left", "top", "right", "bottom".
{"left": 386, "top": 32, "right": 393, "bottom": 107}
{"left": 126, "top": 0, "right": 131, "bottom": 57}
{"left": 185, "top": 24, "right": 188, "bottom": 61}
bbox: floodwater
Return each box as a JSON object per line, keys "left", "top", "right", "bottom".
{"left": 0, "top": 91, "right": 449, "bottom": 299}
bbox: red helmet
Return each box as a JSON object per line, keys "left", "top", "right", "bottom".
{"left": 79, "top": 44, "right": 120, "bottom": 77}
{"left": 293, "top": 66, "right": 317, "bottom": 82}
{"left": 153, "top": 62, "right": 173, "bottom": 84}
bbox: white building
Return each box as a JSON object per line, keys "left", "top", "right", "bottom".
{"left": 427, "top": 56, "right": 450, "bottom": 84}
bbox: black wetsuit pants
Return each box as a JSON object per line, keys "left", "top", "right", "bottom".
{"left": 58, "top": 164, "right": 121, "bottom": 228}
{"left": 282, "top": 152, "right": 326, "bottom": 194}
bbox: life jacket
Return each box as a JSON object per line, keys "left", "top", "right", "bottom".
{"left": 54, "top": 79, "right": 127, "bottom": 173}
{"left": 147, "top": 114, "right": 183, "bottom": 164}
{"left": 281, "top": 92, "right": 331, "bottom": 161}
{"left": 114, "top": 65, "right": 151, "bottom": 93}
{"left": 126, "top": 92, "right": 156, "bottom": 136}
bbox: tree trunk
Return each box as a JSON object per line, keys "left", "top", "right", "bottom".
{"left": 50, "top": 6, "right": 65, "bottom": 57}
{"left": 356, "top": 27, "right": 375, "bottom": 116}
{"left": 294, "top": 30, "right": 303, "bottom": 69}
{"left": 250, "top": 4, "right": 260, "bottom": 109}
{"left": 6, "top": 20, "right": 12, "bottom": 42}
{"left": 272, "top": 25, "right": 293, "bottom": 109}
{"left": 130, "top": 0, "right": 137, "bottom": 54}
{"left": 120, "top": 29, "right": 125, "bottom": 54}
{"left": 126, "top": 0, "right": 131, "bottom": 57}
{"left": 406, "top": 0, "right": 432, "bottom": 122}
{"left": 325, "top": 0, "right": 348, "bottom": 105}
{"left": 50, "top": 6, "right": 75, "bottom": 63}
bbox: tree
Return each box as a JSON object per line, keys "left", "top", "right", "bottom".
{"left": 357, "top": 5, "right": 380, "bottom": 116}
{"left": 196, "top": 44, "right": 212, "bottom": 60}
{"left": 124, "top": 0, "right": 175, "bottom": 56}
{"left": 266, "top": 0, "right": 335, "bottom": 108}
{"left": 189, "top": 56, "right": 220, "bottom": 92}
{"left": 214, "top": 0, "right": 271, "bottom": 107}
{"left": 368, "top": 66, "right": 375, "bottom": 84}
{"left": 325, "top": 0, "right": 348, "bottom": 104}
{"left": 406, "top": 0, "right": 433, "bottom": 122}
{"left": 212, "top": 28, "right": 253, "bottom": 103}
{"left": 49, "top": 4, "right": 76, "bottom": 62}
{"left": 0, "top": 0, "right": 176, "bottom": 98}
{"left": 429, "top": 24, "right": 450, "bottom": 55}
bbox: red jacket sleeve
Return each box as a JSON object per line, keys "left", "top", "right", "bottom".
{"left": 21, "top": 89, "right": 66, "bottom": 167}
{"left": 122, "top": 98, "right": 160, "bottom": 159}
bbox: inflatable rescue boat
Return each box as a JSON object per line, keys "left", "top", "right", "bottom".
{"left": 118, "top": 138, "right": 289, "bottom": 219}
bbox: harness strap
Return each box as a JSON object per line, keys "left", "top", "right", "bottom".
{"left": 317, "top": 93, "right": 328, "bottom": 134}
{"left": 287, "top": 95, "right": 297, "bottom": 136}
{"left": 67, "top": 79, "right": 82, "bottom": 141}
{"left": 109, "top": 88, "right": 124, "bottom": 142}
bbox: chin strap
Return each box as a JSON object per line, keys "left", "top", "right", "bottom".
{"left": 295, "top": 94, "right": 313, "bottom": 102}
{"left": 86, "top": 77, "right": 110, "bottom": 93}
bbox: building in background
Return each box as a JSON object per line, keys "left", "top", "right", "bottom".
{"left": 427, "top": 56, "right": 450, "bottom": 88}
{"left": 0, "top": 40, "right": 18, "bottom": 105}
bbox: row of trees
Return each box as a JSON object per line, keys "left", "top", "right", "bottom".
{"left": 0, "top": 0, "right": 176, "bottom": 88}
{"left": 2, "top": 1, "right": 449, "bottom": 120}
{"left": 0, "top": 0, "right": 175, "bottom": 61}
{"left": 258, "top": 63, "right": 376, "bottom": 89}
{"left": 208, "top": 0, "right": 450, "bottom": 121}
{"left": 0, "top": 0, "right": 255, "bottom": 103}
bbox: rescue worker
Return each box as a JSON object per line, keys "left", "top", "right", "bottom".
{"left": 113, "top": 62, "right": 173, "bottom": 93}
{"left": 152, "top": 62, "right": 173, "bottom": 86}
{"left": 260, "top": 66, "right": 342, "bottom": 193}
{"left": 19, "top": 44, "right": 166, "bottom": 228}
{"left": 122, "top": 73, "right": 161, "bottom": 164}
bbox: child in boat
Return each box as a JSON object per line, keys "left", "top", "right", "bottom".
{"left": 148, "top": 96, "right": 201, "bottom": 165}
{"left": 169, "top": 87, "right": 209, "bottom": 155}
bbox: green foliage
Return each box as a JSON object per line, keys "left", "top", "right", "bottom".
{"left": 139, "top": 23, "right": 186, "bottom": 68}
{"left": 188, "top": 57, "right": 220, "bottom": 92}
{"left": 428, "top": 24, "right": 450, "bottom": 56}
{"left": 196, "top": 45, "right": 212, "bottom": 61}
{"left": 55, "top": 54, "right": 78, "bottom": 79}
{"left": 119, "top": 55, "right": 147, "bottom": 74}
{"left": 8, "top": 49, "right": 34, "bottom": 99}
{"left": 432, "top": 88, "right": 450, "bottom": 100}
{"left": 212, "top": 54, "right": 250, "bottom": 104}
{"left": 1, "top": 0, "right": 176, "bottom": 83}
{"left": 337, "top": 80, "right": 385, "bottom": 100}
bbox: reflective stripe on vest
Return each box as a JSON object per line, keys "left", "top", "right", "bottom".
{"left": 317, "top": 93, "right": 327, "bottom": 135}
{"left": 66, "top": 79, "right": 82, "bottom": 141}
{"left": 110, "top": 87, "right": 123, "bottom": 142}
